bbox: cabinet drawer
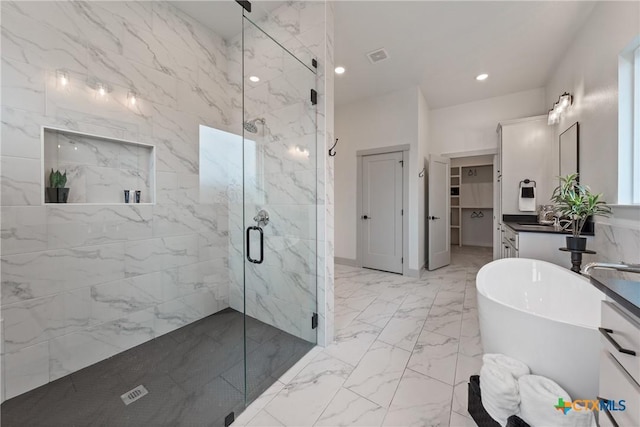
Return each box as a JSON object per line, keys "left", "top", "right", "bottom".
{"left": 599, "top": 351, "right": 640, "bottom": 427}
{"left": 504, "top": 226, "right": 518, "bottom": 249}
{"left": 601, "top": 301, "right": 640, "bottom": 383}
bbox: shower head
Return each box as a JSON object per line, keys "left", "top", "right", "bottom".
{"left": 243, "top": 117, "right": 265, "bottom": 134}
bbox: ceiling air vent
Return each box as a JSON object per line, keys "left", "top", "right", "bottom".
{"left": 366, "top": 48, "right": 389, "bottom": 64}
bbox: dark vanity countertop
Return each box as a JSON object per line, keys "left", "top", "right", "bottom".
{"left": 590, "top": 271, "right": 640, "bottom": 318}
{"left": 502, "top": 214, "right": 595, "bottom": 235}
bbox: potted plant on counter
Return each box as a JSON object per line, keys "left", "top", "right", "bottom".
{"left": 46, "top": 169, "right": 69, "bottom": 203}
{"left": 551, "top": 173, "right": 611, "bottom": 250}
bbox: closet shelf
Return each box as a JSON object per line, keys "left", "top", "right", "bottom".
{"left": 460, "top": 206, "right": 493, "bottom": 209}
{"left": 451, "top": 225, "right": 460, "bottom": 229}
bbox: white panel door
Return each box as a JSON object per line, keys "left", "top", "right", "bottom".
{"left": 428, "top": 155, "right": 450, "bottom": 270}
{"left": 362, "top": 152, "right": 403, "bottom": 273}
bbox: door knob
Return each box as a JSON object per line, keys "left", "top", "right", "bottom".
{"left": 429, "top": 216, "right": 440, "bottom": 220}
{"left": 362, "top": 215, "right": 371, "bottom": 220}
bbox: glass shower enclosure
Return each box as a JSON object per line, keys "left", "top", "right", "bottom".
{"left": 0, "top": 1, "right": 318, "bottom": 425}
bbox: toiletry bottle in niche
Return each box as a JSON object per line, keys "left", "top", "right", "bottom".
{"left": 135, "top": 190, "right": 141, "bottom": 203}
{"left": 124, "top": 190, "right": 130, "bottom": 203}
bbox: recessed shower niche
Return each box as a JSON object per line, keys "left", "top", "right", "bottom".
{"left": 42, "top": 127, "right": 155, "bottom": 204}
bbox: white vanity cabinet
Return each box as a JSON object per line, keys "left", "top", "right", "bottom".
{"left": 500, "top": 225, "right": 594, "bottom": 268}
{"left": 599, "top": 300, "right": 640, "bottom": 427}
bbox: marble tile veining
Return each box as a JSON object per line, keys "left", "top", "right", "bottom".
{"left": 235, "top": 246, "right": 493, "bottom": 427}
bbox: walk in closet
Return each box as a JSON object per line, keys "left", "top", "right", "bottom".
{"left": 450, "top": 156, "right": 494, "bottom": 247}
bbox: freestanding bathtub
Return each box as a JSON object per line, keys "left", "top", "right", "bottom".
{"left": 477, "top": 258, "right": 605, "bottom": 399}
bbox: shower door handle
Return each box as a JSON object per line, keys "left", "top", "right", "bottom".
{"left": 246, "top": 226, "right": 264, "bottom": 264}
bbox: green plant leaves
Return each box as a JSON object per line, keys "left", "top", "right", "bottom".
{"left": 49, "top": 169, "right": 67, "bottom": 188}
{"left": 550, "top": 173, "right": 611, "bottom": 236}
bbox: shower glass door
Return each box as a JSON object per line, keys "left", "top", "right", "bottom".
{"left": 241, "top": 15, "right": 318, "bottom": 403}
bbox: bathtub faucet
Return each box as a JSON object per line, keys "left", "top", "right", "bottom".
{"left": 581, "top": 262, "right": 640, "bottom": 276}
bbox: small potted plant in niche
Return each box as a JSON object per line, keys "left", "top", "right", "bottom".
{"left": 551, "top": 173, "right": 611, "bottom": 250}
{"left": 46, "top": 169, "right": 69, "bottom": 203}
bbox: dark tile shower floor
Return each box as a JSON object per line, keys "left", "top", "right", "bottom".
{"left": 1, "top": 309, "right": 314, "bottom": 427}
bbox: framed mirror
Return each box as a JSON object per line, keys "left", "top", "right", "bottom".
{"left": 559, "top": 122, "right": 579, "bottom": 181}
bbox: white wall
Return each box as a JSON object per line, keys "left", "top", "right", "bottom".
{"left": 429, "top": 88, "right": 546, "bottom": 155}
{"left": 545, "top": 1, "right": 640, "bottom": 206}
{"left": 418, "top": 90, "right": 429, "bottom": 269}
{"left": 335, "top": 86, "right": 425, "bottom": 271}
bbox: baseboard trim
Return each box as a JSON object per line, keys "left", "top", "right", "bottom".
{"left": 406, "top": 268, "right": 421, "bottom": 278}
{"left": 335, "top": 257, "right": 358, "bottom": 267}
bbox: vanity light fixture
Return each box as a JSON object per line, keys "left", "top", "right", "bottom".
{"left": 56, "top": 70, "right": 69, "bottom": 87}
{"left": 249, "top": 75, "right": 260, "bottom": 83}
{"left": 547, "top": 92, "right": 572, "bottom": 125}
{"left": 127, "top": 90, "right": 137, "bottom": 106}
{"left": 335, "top": 66, "right": 345, "bottom": 75}
{"left": 476, "top": 73, "right": 489, "bottom": 81}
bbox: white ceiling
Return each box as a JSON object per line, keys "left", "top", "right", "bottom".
{"left": 334, "top": 1, "right": 597, "bottom": 108}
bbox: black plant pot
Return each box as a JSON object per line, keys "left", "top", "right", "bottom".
{"left": 46, "top": 188, "right": 69, "bottom": 203}
{"left": 566, "top": 236, "right": 587, "bottom": 251}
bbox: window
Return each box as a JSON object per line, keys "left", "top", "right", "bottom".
{"left": 618, "top": 37, "right": 640, "bottom": 204}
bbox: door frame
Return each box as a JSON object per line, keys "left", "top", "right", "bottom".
{"left": 356, "top": 144, "right": 410, "bottom": 276}
{"left": 441, "top": 148, "right": 499, "bottom": 258}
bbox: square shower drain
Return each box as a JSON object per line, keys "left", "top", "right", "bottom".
{"left": 120, "top": 385, "right": 149, "bottom": 406}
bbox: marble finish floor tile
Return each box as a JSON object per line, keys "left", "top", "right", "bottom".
{"left": 408, "top": 331, "right": 459, "bottom": 385}
{"left": 382, "top": 369, "right": 453, "bottom": 427}
{"left": 315, "top": 387, "right": 386, "bottom": 427}
{"left": 343, "top": 340, "right": 411, "bottom": 407}
{"left": 237, "top": 245, "right": 493, "bottom": 427}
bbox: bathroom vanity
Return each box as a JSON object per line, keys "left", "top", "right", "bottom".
{"left": 590, "top": 271, "right": 640, "bottom": 427}
{"left": 500, "top": 215, "right": 594, "bottom": 268}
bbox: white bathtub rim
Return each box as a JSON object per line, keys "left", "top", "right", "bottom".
{"left": 476, "top": 258, "right": 605, "bottom": 330}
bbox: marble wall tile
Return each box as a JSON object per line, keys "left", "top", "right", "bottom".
{"left": 152, "top": 298, "right": 201, "bottom": 338}
{"left": 1, "top": 107, "right": 43, "bottom": 159}
{"left": 2, "top": 243, "right": 125, "bottom": 305}
{"left": 49, "top": 308, "right": 155, "bottom": 381}
{"left": 122, "top": 25, "right": 199, "bottom": 83}
{"left": 1, "top": 206, "right": 48, "bottom": 255}
{"left": 0, "top": 6, "right": 88, "bottom": 74}
{"left": 1, "top": 0, "right": 331, "bottom": 399}
{"left": 593, "top": 222, "right": 640, "bottom": 264}
{"left": 124, "top": 235, "right": 198, "bottom": 276}
{"left": 1, "top": 57, "right": 46, "bottom": 113}
{"left": 90, "top": 275, "right": 163, "bottom": 325}
{"left": 3, "top": 341, "right": 49, "bottom": 400}
{"left": 1, "top": 156, "right": 42, "bottom": 206}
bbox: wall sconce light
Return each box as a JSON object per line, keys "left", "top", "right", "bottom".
{"left": 56, "top": 70, "right": 69, "bottom": 87}
{"left": 87, "top": 78, "right": 112, "bottom": 99}
{"left": 127, "top": 90, "right": 137, "bottom": 106}
{"left": 547, "top": 92, "right": 572, "bottom": 125}
{"left": 97, "top": 83, "right": 107, "bottom": 97}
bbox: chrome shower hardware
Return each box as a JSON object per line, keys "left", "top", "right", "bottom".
{"left": 253, "top": 209, "right": 269, "bottom": 227}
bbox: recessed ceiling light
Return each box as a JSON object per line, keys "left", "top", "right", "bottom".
{"left": 249, "top": 76, "right": 260, "bottom": 83}
{"left": 476, "top": 73, "right": 489, "bottom": 81}
{"left": 334, "top": 66, "right": 345, "bottom": 75}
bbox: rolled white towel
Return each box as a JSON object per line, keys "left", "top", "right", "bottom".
{"left": 480, "top": 363, "right": 520, "bottom": 427}
{"left": 519, "top": 375, "right": 597, "bottom": 427}
{"left": 483, "top": 353, "right": 530, "bottom": 379}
